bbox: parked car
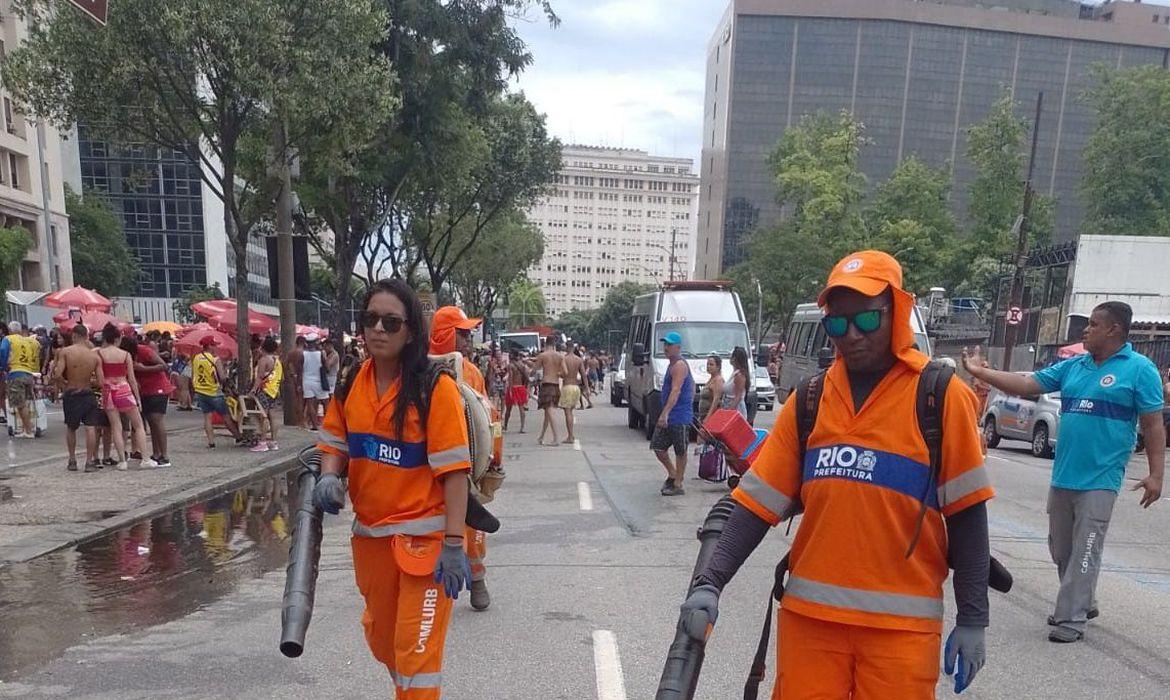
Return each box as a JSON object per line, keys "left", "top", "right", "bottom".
{"left": 981, "top": 372, "right": 1061, "bottom": 458}
{"left": 610, "top": 354, "right": 627, "bottom": 407}
{"left": 755, "top": 366, "right": 775, "bottom": 411}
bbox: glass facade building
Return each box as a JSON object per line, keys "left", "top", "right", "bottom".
{"left": 77, "top": 125, "right": 273, "bottom": 307}
{"left": 696, "top": 0, "right": 1170, "bottom": 278}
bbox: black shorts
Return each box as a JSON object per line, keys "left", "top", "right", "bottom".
{"left": 651, "top": 424, "right": 689, "bottom": 457}
{"left": 62, "top": 389, "right": 106, "bottom": 429}
{"left": 142, "top": 394, "right": 169, "bottom": 416}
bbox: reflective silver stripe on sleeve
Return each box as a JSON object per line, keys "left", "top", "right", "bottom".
{"left": 738, "top": 470, "right": 794, "bottom": 520}
{"left": 351, "top": 515, "right": 447, "bottom": 538}
{"left": 428, "top": 445, "right": 471, "bottom": 469}
{"left": 786, "top": 575, "right": 943, "bottom": 620}
{"left": 937, "top": 466, "right": 992, "bottom": 509}
{"left": 318, "top": 428, "right": 348, "bottom": 454}
{"left": 393, "top": 671, "right": 443, "bottom": 690}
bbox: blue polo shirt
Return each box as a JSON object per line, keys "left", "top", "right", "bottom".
{"left": 1033, "top": 343, "right": 1164, "bottom": 492}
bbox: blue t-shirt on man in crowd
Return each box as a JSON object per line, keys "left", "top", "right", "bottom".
{"left": 1033, "top": 343, "right": 1164, "bottom": 492}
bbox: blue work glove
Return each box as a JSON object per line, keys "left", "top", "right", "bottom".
{"left": 434, "top": 540, "right": 472, "bottom": 600}
{"left": 311, "top": 473, "right": 346, "bottom": 515}
{"left": 679, "top": 584, "right": 720, "bottom": 642}
{"left": 944, "top": 625, "right": 986, "bottom": 694}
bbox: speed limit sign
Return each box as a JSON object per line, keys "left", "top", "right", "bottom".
{"left": 1007, "top": 306, "right": 1023, "bottom": 326}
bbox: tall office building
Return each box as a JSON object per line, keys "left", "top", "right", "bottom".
{"left": 75, "top": 126, "right": 275, "bottom": 321}
{"left": 696, "top": 0, "right": 1170, "bottom": 278}
{"left": 527, "top": 145, "right": 698, "bottom": 317}
{"left": 0, "top": 1, "right": 73, "bottom": 296}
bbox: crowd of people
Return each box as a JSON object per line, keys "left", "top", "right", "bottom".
{"left": 0, "top": 317, "right": 370, "bottom": 472}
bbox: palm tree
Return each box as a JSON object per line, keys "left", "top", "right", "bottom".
{"left": 507, "top": 279, "right": 547, "bottom": 328}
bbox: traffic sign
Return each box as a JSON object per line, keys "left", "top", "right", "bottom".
{"left": 66, "top": 1, "right": 108, "bottom": 25}
{"left": 1007, "top": 306, "right": 1023, "bottom": 326}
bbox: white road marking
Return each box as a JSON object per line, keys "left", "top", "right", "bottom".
{"left": 592, "top": 629, "right": 627, "bottom": 700}
{"left": 573, "top": 438, "right": 582, "bottom": 451}
{"left": 578, "top": 482, "right": 594, "bottom": 511}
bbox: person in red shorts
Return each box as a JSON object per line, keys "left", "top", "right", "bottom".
{"left": 504, "top": 349, "right": 530, "bottom": 433}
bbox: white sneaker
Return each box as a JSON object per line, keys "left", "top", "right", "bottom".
{"left": 268, "top": 442, "right": 279, "bottom": 451}
{"left": 249, "top": 443, "right": 270, "bottom": 453}
{"left": 115, "top": 461, "right": 128, "bottom": 471}
{"left": 143, "top": 458, "right": 162, "bottom": 468}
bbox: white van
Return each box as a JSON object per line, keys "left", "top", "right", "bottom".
{"left": 625, "top": 281, "right": 753, "bottom": 439}
{"left": 776, "top": 302, "right": 932, "bottom": 400}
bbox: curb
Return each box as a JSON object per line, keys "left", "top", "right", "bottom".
{"left": 0, "top": 449, "right": 308, "bottom": 568}
{"left": 0, "top": 425, "right": 207, "bottom": 475}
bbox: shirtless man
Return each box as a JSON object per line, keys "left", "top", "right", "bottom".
{"left": 52, "top": 324, "right": 106, "bottom": 472}
{"left": 534, "top": 337, "right": 566, "bottom": 446}
{"left": 504, "top": 349, "right": 530, "bottom": 433}
{"left": 560, "top": 344, "right": 590, "bottom": 443}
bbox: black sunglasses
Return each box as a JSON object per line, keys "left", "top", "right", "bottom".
{"left": 361, "top": 311, "right": 405, "bottom": 334}
{"left": 821, "top": 308, "right": 887, "bottom": 338}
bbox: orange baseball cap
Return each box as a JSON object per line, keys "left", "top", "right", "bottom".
{"left": 431, "top": 306, "right": 481, "bottom": 333}
{"left": 817, "top": 250, "right": 904, "bottom": 306}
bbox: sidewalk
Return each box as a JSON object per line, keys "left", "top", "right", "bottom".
{"left": 0, "top": 407, "right": 317, "bottom": 566}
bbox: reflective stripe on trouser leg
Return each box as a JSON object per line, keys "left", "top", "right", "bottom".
{"left": 1050, "top": 488, "right": 1116, "bottom": 632}
{"left": 466, "top": 526, "right": 487, "bottom": 582}
{"left": 774, "top": 608, "right": 939, "bottom": 700}
{"left": 352, "top": 536, "right": 453, "bottom": 699}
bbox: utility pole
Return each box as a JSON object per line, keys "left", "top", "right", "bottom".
{"left": 274, "top": 120, "right": 298, "bottom": 425}
{"left": 754, "top": 277, "right": 764, "bottom": 357}
{"left": 669, "top": 227, "right": 678, "bottom": 281}
{"left": 1001, "top": 92, "right": 1043, "bottom": 373}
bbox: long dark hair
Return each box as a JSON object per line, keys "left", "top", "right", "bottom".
{"left": 731, "top": 346, "right": 752, "bottom": 390}
{"left": 360, "top": 279, "right": 430, "bottom": 437}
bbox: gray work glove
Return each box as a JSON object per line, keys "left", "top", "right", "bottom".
{"left": 944, "top": 625, "right": 986, "bottom": 694}
{"left": 679, "top": 584, "right": 721, "bottom": 641}
{"left": 311, "top": 473, "right": 346, "bottom": 515}
{"left": 433, "top": 541, "right": 472, "bottom": 600}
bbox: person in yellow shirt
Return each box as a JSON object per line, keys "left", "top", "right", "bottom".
{"left": 2, "top": 322, "right": 42, "bottom": 438}
{"left": 249, "top": 336, "right": 283, "bottom": 452}
{"left": 191, "top": 336, "right": 243, "bottom": 448}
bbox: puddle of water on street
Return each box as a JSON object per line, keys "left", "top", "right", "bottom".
{"left": 0, "top": 469, "right": 301, "bottom": 681}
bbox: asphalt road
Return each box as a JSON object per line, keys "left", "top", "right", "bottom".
{"left": 2, "top": 399, "right": 1169, "bottom": 699}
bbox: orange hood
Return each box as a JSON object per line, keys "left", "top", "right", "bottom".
{"left": 818, "top": 250, "right": 928, "bottom": 372}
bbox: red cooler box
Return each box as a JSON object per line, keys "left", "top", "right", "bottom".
{"left": 703, "top": 409, "right": 756, "bottom": 458}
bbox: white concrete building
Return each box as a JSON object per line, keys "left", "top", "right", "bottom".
{"left": 0, "top": 0, "right": 73, "bottom": 296}
{"left": 527, "top": 145, "right": 698, "bottom": 317}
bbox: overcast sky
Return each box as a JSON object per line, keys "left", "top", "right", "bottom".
{"left": 509, "top": 0, "right": 1170, "bottom": 167}
{"left": 509, "top": 0, "right": 725, "bottom": 167}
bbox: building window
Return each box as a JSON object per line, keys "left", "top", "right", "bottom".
{"left": 9, "top": 153, "right": 19, "bottom": 189}
{"left": 1153, "top": 14, "right": 1160, "bottom": 23}
{"left": 2, "top": 98, "right": 13, "bottom": 134}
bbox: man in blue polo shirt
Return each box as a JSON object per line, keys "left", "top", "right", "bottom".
{"left": 965, "top": 301, "right": 1164, "bottom": 644}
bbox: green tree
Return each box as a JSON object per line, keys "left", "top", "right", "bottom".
{"left": 171, "top": 283, "right": 225, "bottom": 324}
{"left": 767, "top": 111, "right": 868, "bottom": 252}
{"left": 1082, "top": 65, "right": 1170, "bottom": 235}
{"left": 962, "top": 92, "right": 1054, "bottom": 298}
{"left": 588, "top": 281, "right": 654, "bottom": 352}
{"left": 864, "top": 156, "right": 959, "bottom": 294}
{"left": 3, "top": 0, "right": 395, "bottom": 382}
{"left": 406, "top": 93, "right": 561, "bottom": 293}
{"left": 0, "top": 226, "right": 33, "bottom": 302}
{"left": 450, "top": 210, "right": 544, "bottom": 320}
{"left": 65, "top": 187, "right": 138, "bottom": 297}
{"left": 740, "top": 112, "right": 867, "bottom": 331}
{"left": 506, "top": 279, "right": 547, "bottom": 328}
{"left": 296, "top": 0, "right": 558, "bottom": 331}
{"left": 555, "top": 308, "right": 601, "bottom": 348}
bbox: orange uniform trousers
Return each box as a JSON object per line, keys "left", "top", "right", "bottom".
{"left": 466, "top": 526, "right": 487, "bottom": 582}
{"left": 773, "top": 608, "right": 940, "bottom": 700}
{"left": 353, "top": 536, "right": 454, "bottom": 699}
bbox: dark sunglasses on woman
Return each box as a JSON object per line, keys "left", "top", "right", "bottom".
{"left": 361, "top": 312, "right": 405, "bottom": 334}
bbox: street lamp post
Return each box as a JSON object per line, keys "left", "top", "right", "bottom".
{"left": 753, "top": 277, "right": 763, "bottom": 355}
{"left": 647, "top": 243, "right": 676, "bottom": 282}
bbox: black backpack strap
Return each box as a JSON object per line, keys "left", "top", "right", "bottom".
{"left": 905, "top": 361, "right": 953, "bottom": 558}
{"left": 744, "top": 553, "right": 790, "bottom": 700}
{"left": 794, "top": 370, "right": 826, "bottom": 469}
{"left": 419, "top": 360, "right": 456, "bottom": 422}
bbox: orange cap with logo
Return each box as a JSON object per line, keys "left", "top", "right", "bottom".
{"left": 429, "top": 306, "right": 481, "bottom": 355}
{"left": 818, "top": 250, "right": 927, "bottom": 371}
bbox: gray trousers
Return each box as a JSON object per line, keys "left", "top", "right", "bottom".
{"left": 1046, "top": 487, "right": 1117, "bottom": 633}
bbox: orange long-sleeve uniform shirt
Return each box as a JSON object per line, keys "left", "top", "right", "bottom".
{"left": 733, "top": 358, "right": 994, "bottom": 634}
